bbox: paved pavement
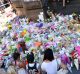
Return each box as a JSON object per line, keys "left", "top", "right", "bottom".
{"left": 68, "top": 66, "right": 80, "bottom": 74}
{"left": 54, "top": 0, "right": 80, "bottom": 15}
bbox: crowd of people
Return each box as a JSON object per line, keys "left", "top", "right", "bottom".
{"left": 0, "top": 6, "right": 80, "bottom": 74}
{"left": 0, "top": 48, "right": 72, "bottom": 74}
{"left": 0, "top": 0, "right": 10, "bottom": 13}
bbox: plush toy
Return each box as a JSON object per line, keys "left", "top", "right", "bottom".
{"left": 8, "top": 24, "right": 12, "bottom": 30}
{"left": 25, "top": 36, "right": 31, "bottom": 42}
{"left": 36, "top": 23, "right": 43, "bottom": 28}
{"left": 7, "top": 66, "right": 17, "bottom": 74}
{"left": 34, "top": 42, "right": 42, "bottom": 47}
{"left": 19, "top": 61, "right": 26, "bottom": 68}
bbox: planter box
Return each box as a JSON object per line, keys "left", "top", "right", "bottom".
{"left": 11, "top": 0, "right": 23, "bottom": 8}
{"left": 23, "top": 1, "right": 42, "bottom": 10}
{"left": 11, "top": 0, "right": 42, "bottom": 19}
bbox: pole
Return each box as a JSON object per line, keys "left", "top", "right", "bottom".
{"left": 63, "top": 0, "right": 65, "bottom": 7}
{"left": 40, "top": 0, "right": 51, "bottom": 19}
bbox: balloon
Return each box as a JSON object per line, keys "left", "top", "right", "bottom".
{"left": 25, "top": 36, "right": 31, "bottom": 42}
{"left": 8, "top": 24, "right": 12, "bottom": 30}
{"left": 75, "top": 46, "right": 80, "bottom": 56}
{"left": 36, "top": 23, "right": 43, "bottom": 28}
{"left": 34, "top": 42, "right": 42, "bottom": 47}
{"left": 20, "top": 31, "right": 26, "bottom": 37}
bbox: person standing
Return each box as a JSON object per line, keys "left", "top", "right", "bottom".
{"left": 0, "top": 0, "right": 5, "bottom": 13}
{"left": 41, "top": 0, "right": 54, "bottom": 19}
{"left": 3, "top": 0, "right": 9, "bottom": 8}
{"left": 41, "top": 48, "right": 59, "bottom": 74}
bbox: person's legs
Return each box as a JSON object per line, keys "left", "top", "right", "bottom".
{"left": 40, "top": 0, "right": 49, "bottom": 19}
{"left": 43, "top": 6, "right": 50, "bottom": 19}
{"left": 63, "top": 0, "right": 66, "bottom": 7}
{"left": 74, "top": 59, "right": 79, "bottom": 70}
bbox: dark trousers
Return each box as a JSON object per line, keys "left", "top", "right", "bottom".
{"left": 41, "top": 0, "right": 54, "bottom": 19}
